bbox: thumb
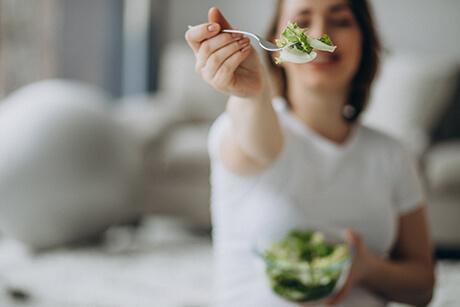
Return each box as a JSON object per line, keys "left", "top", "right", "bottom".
{"left": 208, "top": 7, "right": 233, "bottom": 30}
{"left": 345, "top": 228, "right": 361, "bottom": 248}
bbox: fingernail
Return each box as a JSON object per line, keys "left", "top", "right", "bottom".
{"left": 238, "top": 37, "right": 250, "bottom": 45}
{"left": 208, "top": 24, "right": 219, "bottom": 32}
{"left": 231, "top": 33, "right": 243, "bottom": 38}
{"left": 241, "top": 45, "right": 251, "bottom": 53}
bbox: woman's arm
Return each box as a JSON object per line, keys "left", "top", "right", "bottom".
{"left": 220, "top": 93, "right": 283, "bottom": 175}
{"left": 186, "top": 8, "right": 283, "bottom": 175}
{"left": 364, "top": 206, "right": 435, "bottom": 305}
{"left": 327, "top": 206, "right": 435, "bottom": 306}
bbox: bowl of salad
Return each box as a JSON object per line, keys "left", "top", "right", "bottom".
{"left": 253, "top": 225, "right": 354, "bottom": 304}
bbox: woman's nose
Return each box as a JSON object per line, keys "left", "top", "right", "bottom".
{"left": 308, "top": 19, "right": 327, "bottom": 39}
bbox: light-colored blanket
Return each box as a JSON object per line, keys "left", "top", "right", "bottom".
{"left": 0, "top": 216, "right": 458, "bottom": 307}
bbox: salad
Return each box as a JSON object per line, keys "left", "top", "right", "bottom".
{"left": 263, "top": 229, "right": 350, "bottom": 302}
{"left": 275, "top": 21, "right": 337, "bottom": 64}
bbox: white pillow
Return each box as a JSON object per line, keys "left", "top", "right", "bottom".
{"left": 159, "top": 41, "right": 228, "bottom": 121}
{"left": 424, "top": 141, "right": 460, "bottom": 192}
{"left": 362, "top": 54, "right": 458, "bottom": 157}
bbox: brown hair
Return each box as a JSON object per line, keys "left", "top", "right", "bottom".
{"left": 265, "top": 0, "right": 381, "bottom": 122}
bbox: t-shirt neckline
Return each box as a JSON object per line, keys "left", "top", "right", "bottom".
{"left": 274, "top": 97, "right": 360, "bottom": 155}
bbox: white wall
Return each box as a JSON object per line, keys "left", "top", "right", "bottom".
{"left": 57, "top": 0, "right": 123, "bottom": 96}
{"left": 166, "top": 0, "right": 276, "bottom": 43}
{"left": 166, "top": 0, "right": 460, "bottom": 59}
{"left": 369, "top": 0, "right": 460, "bottom": 58}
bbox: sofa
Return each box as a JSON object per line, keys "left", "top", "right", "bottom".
{"left": 120, "top": 41, "right": 460, "bottom": 251}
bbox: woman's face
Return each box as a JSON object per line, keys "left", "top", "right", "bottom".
{"left": 276, "top": 0, "right": 363, "bottom": 91}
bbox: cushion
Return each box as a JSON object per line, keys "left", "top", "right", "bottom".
{"left": 158, "top": 41, "right": 228, "bottom": 121}
{"left": 424, "top": 141, "right": 460, "bottom": 192}
{"left": 115, "top": 91, "right": 182, "bottom": 143}
{"left": 432, "top": 73, "right": 460, "bottom": 143}
{"left": 161, "top": 123, "right": 211, "bottom": 175}
{"left": 361, "top": 54, "right": 459, "bottom": 157}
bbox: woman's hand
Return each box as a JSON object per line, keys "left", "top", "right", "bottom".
{"left": 323, "top": 229, "right": 372, "bottom": 306}
{"left": 324, "top": 208, "right": 435, "bottom": 306}
{"left": 295, "top": 229, "right": 372, "bottom": 307}
{"left": 185, "top": 7, "right": 266, "bottom": 98}
{"left": 185, "top": 7, "right": 282, "bottom": 176}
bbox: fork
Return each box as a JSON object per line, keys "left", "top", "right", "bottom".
{"left": 187, "top": 26, "right": 294, "bottom": 52}
{"left": 222, "top": 29, "right": 284, "bottom": 51}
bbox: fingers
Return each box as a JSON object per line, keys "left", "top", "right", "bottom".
{"left": 209, "top": 43, "right": 252, "bottom": 91}
{"left": 345, "top": 228, "right": 363, "bottom": 251}
{"left": 185, "top": 7, "right": 256, "bottom": 95}
{"left": 185, "top": 7, "right": 232, "bottom": 53}
{"left": 324, "top": 265, "right": 356, "bottom": 305}
{"left": 201, "top": 38, "right": 252, "bottom": 90}
{"left": 208, "top": 7, "right": 232, "bottom": 29}
{"left": 185, "top": 23, "right": 221, "bottom": 53}
{"left": 325, "top": 229, "right": 364, "bottom": 305}
{"left": 324, "top": 280, "right": 351, "bottom": 306}
{"left": 196, "top": 33, "right": 247, "bottom": 72}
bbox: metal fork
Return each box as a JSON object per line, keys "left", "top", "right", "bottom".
{"left": 221, "top": 29, "right": 283, "bottom": 51}
{"left": 187, "top": 26, "right": 294, "bottom": 52}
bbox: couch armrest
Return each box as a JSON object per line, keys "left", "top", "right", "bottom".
{"left": 424, "top": 140, "right": 460, "bottom": 193}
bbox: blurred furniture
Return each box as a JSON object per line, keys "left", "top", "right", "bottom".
{"left": 362, "top": 54, "right": 460, "bottom": 251}
{"left": 1, "top": 42, "right": 458, "bottom": 251}
{"left": 121, "top": 42, "right": 460, "bottom": 250}
{"left": 0, "top": 80, "right": 143, "bottom": 249}
{"left": 116, "top": 41, "right": 228, "bottom": 230}
{"left": 0, "top": 0, "right": 59, "bottom": 99}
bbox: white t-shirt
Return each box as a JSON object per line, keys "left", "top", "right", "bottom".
{"left": 208, "top": 98, "right": 425, "bottom": 307}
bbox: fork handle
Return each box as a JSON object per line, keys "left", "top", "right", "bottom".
{"left": 187, "top": 26, "right": 258, "bottom": 39}
{"left": 187, "top": 26, "right": 257, "bottom": 38}
{"left": 222, "top": 29, "right": 259, "bottom": 40}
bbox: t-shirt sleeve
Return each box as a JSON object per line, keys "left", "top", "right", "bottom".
{"left": 392, "top": 143, "right": 426, "bottom": 215}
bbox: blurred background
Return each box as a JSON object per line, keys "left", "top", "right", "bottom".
{"left": 0, "top": 0, "right": 460, "bottom": 306}
{"left": 2, "top": 0, "right": 459, "bottom": 100}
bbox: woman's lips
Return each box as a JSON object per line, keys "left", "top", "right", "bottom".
{"left": 313, "top": 52, "right": 338, "bottom": 63}
{"left": 310, "top": 52, "right": 339, "bottom": 64}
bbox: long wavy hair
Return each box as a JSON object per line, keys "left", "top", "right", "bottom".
{"left": 265, "top": 0, "right": 381, "bottom": 122}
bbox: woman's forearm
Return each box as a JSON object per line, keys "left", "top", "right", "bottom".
{"left": 363, "top": 254, "right": 435, "bottom": 306}
{"left": 222, "top": 85, "right": 283, "bottom": 174}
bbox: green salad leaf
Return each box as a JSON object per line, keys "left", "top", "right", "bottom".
{"left": 275, "top": 21, "right": 337, "bottom": 64}
{"left": 263, "top": 229, "right": 349, "bottom": 302}
{"left": 318, "top": 34, "right": 333, "bottom": 46}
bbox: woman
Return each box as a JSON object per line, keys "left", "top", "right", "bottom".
{"left": 185, "top": 0, "right": 435, "bottom": 306}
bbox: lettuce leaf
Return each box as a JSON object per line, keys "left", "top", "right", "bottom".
{"left": 318, "top": 34, "right": 333, "bottom": 46}
{"left": 275, "top": 22, "right": 337, "bottom": 64}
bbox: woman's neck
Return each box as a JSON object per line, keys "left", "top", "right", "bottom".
{"left": 287, "top": 86, "right": 353, "bottom": 144}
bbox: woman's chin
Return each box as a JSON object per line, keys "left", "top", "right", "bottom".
{"left": 301, "top": 77, "right": 343, "bottom": 91}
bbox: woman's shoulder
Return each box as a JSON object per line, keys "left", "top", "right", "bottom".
{"left": 358, "top": 124, "right": 403, "bottom": 147}
{"left": 357, "top": 124, "right": 415, "bottom": 160}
